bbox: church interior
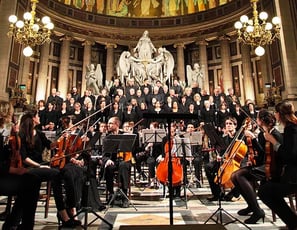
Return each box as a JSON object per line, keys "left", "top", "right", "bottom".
{"left": 0, "top": 0, "right": 297, "bottom": 229}
{"left": 0, "top": 0, "right": 296, "bottom": 110}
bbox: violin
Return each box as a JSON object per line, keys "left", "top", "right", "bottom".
{"left": 51, "top": 133, "right": 83, "bottom": 169}
{"left": 9, "top": 124, "right": 22, "bottom": 168}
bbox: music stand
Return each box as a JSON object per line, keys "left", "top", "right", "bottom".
{"left": 73, "top": 149, "right": 113, "bottom": 230}
{"left": 183, "top": 132, "right": 203, "bottom": 188}
{"left": 142, "top": 129, "right": 166, "bottom": 144}
{"left": 141, "top": 129, "right": 166, "bottom": 188}
{"left": 103, "top": 134, "right": 138, "bottom": 212}
{"left": 174, "top": 136, "right": 199, "bottom": 208}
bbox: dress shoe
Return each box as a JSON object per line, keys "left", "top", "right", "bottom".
{"left": 57, "top": 213, "right": 81, "bottom": 227}
{"left": 207, "top": 196, "right": 218, "bottom": 201}
{"left": 122, "top": 200, "right": 129, "bottom": 208}
{"left": 98, "top": 205, "right": 106, "bottom": 212}
{"left": 244, "top": 209, "right": 265, "bottom": 224}
{"left": 237, "top": 207, "right": 253, "bottom": 216}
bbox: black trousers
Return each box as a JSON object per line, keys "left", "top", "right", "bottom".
{"left": 0, "top": 173, "right": 41, "bottom": 230}
{"left": 105, "top": 160, "right": 131, "bottom": 195}
{"left": 204, "top": 160, "right": 221, "bottom": 198}
{"left": 258, "top": 181, "right": 297, "bottom": 229}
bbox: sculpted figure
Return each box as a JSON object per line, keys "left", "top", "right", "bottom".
{"left": 86, "top": 64, "right": 103, "bottom": 95}
{"left": 134, "top": 30, "right": 156, "bottom": 60}
{"left": 186, "top": 63, "right": 204, "bottom": 89}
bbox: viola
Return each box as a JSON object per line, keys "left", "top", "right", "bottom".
{"left": 51, "top": 133, "right": 83, "bottom": 169}
{"left": 247, "top": 136, "right": 256, "bottom": 166}
{"left": 265, "top": 140, "right": 272, "bottom": 179}
{"left": 9, "top": 128, "right": 22, "bottom": 168}
{"left": 156, "top": 139, "right": 183, "bottom": 187}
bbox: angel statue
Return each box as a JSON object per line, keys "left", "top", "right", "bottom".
{"left": 86, "top": 63, "right": 103, "bottom": 95}
{"left": 186, "top": 63, "right": 204, "bottom": 89}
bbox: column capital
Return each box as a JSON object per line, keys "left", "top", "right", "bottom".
{"left": 218, "top": 35, "right": 231, "bottom": 42}
{"left": 174, "top": 43, "right": 185, "bottom": 49}
{"left": 196, "top": 40, "right": 208, "bottom": 46}
{"left": 82, "top": 40, "right": 95, "bottom": 46}
{"left": 105, "top": 43, "right": 117, "bottom": 49}
{"left": 60, "top": 35, "right": 72, "bottom": 42}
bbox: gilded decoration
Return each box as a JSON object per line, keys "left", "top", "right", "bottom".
{"left": 56, "top": 0, "right": 233, "bottom": 18}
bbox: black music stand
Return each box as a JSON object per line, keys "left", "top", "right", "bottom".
{"left": 103, "top": 134, "right": 138, "bottom": 213}
{"left": 183, "top": 132, "right": 204, "bottom": 188}
{"left": 73, "top": 149, "right": 113, "bottom": 230}
{"left": 143, "top": 112, "right": 198, "bottom": 225}
{"left": 174, "top": 136, "right": 198, "bottom": 208}
{"left": 142, "top": 129, "right": 166, "bottom": 188}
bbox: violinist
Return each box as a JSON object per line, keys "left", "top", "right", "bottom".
{"left": 103, "top": 116, "right": 131, "bottom": 208}
{"left": 19, "top": 112, "right": 81, "bottom": 228}
{"left": 231, "top": 109, "right": 283, "bottom": 224}
{"left": 0, "top": 114, "right": 41, "bottom": 230}
{"left": 259, "top": 101, "right": 297, "bottom": 229}
{"left": 205, "top": 116, "right": 238, "bottom": 201}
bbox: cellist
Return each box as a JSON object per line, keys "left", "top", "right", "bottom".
{"left": 231, "top": 109, "right": 283, "bottom": 224}
{"left": 156, "top": 123, "right": 183, "bottom": 199}
{"left": 205, "top": 116, "right": 239, "bottom": 201}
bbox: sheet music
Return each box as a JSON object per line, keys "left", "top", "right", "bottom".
{"left": 174, "top": 136, "right": 192, "bottom": 157}
{"left": 142, "top": 129, "right": 166, "bottom": 143}
{"left": 42, "top": 131, "right": 56, "bottom": 142}
{"left": 183, "top": 131, "right": 203, "bottom": 145}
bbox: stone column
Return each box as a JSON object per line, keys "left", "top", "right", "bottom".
{"left": 219, "top": 36, "right": 232, "bottom": 91}
{"left": 275, "top": 0, "right": 297, "bottom": 102}
{"left": 197, "top": 40, "right": 209, "bottom": 91}
{"left": 36, "top": 43, "right": 50, "bottom": 102}
{"left": 105, "top": 43, "right": 116, "bottom": 81}
{"left": 174, "top": 43, "right": 185, "bottom": 81}
{"left": 82, "top": 40, "right": 94, "bottom": 93}
{"left": 241, "top": 44, "right": 255, "bottom": 102}
{"left": 0, "top": 0, "right": 17, "bottom": 101}
{"left": 58, "top": 36, "right": 72, "bottom": 98}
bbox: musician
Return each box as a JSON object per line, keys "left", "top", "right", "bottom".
{"left": 205, "top": 116, "right": 238, "bottom": 201}
{"left": 0, "top": 115, "right": 41, "bottom": 230}
{"left": 231, "top": 109, "right": 283, "bottom": 224}
{"left": 141, "top": 121, "right": 163, "bottom": 188}
{"left": 157, "top": 123, "right": 182, "bottom": 198}
{"left": 259, "top": 101, "right": 297, "bottom": 229}
{"left": 103, "top": 116, "right": 131, "bottom": 208}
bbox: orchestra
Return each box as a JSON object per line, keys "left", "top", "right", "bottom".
{"left": 1, "top": 81, "right": 296, "bottom": 229}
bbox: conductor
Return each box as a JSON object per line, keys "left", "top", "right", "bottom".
{"left": 103, "top": 116, "right": 131, "bottom": 208}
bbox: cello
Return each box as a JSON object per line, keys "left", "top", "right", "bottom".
{"left": 156, "top": 136, "right": 183, "bottom": 187}
{"left": 214, "top": 118, "right": 251, "bottom": 188}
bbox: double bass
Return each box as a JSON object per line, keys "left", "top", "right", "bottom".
{"left": 156, "top": 137, "right": 183, "bottom": 187}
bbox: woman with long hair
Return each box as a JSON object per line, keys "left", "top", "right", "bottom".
{"left": 19, "top": 111, "right": 81, "bottom": 228}
{"left": 231, "top": 109, "right": 283, "bottom": 224}
{"left": 259, "top": 101, "right": 297, "bottom": 229}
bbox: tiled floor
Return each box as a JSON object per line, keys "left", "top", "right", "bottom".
{"left": 0, "top": 180, "right": 289, "bottom": 230}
